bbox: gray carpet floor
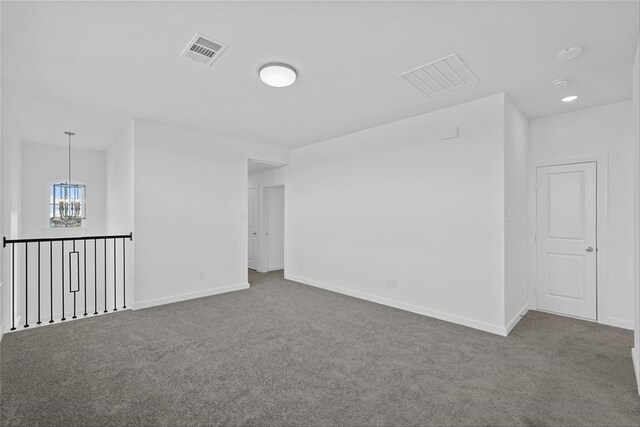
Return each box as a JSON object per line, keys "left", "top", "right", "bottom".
{"left": 1, "top": 269, "right": 638, "bottom": 426}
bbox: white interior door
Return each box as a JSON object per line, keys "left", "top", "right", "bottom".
{"left": 536, "top": 162, "right": 597, "bottom": 320}
{"left": 248, "top": 188, "right": 258, "bottom": 270}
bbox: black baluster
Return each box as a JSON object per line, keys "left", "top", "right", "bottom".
{"left": 24, "top": 243, "right": 29, "bottom": 328}
{"left": 72, "top": 240, "right": 77, "bottom": 319}
{"left": 113, "top": 238, "right": 117, "bottom": 311}
{"left": 122, "top": 238, "right": 126, "bottom": 309}
{"left": 11, "top": 243, "right": 15, "bottom": 331}
{"left": 61, "top": 240, "right": 65, "bottom": 321}
{"left": 94, "top": 239, "right": 98, "bottom": 315}
{"left": 37, "top": 241, "right": 41, "bottom": 325}
{"left": 49, "top": 241, "right": 54, "bottom": 323}
{"left": 103, "top": 239, "right": 107, "bottom": 313}
{"left": 83, "top": 239, "right": 87, "bottom": 316}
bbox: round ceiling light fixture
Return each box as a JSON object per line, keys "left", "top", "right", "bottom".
{"left": 259, "top": 63, "right": 297, "bottom": 87}
{"left": 561, "top": 95, "right": 579, "bottom": 103}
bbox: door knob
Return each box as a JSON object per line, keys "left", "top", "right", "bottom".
{"left": 586, "top": 246, "right": 594, "bottom": 252}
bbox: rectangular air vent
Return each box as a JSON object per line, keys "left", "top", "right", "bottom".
{"left": 399, "top": 53, "right": 478, "bottom": 97}
{"left": 181, "top": 33, "right": 228, "bottom": 66}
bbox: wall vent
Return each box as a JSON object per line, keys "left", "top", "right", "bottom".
{"left": 399, "top": 53, "right": 478, "bottom": 97}
{"left": 181, "top": 33, "right": 228, "bottom": 66}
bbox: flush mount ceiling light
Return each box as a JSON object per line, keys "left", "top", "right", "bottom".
{"left": 562, "top": 95, "right": 579, "bottom": 102}
{"left": 259, "top": 63, "right": 297, "bottom": 87}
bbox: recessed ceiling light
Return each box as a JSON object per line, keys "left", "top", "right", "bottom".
{"left": 259, "top": 63, "right": 297, "bottom": 87}
{"left": 562, "top": 95, "right": 579, "bottom": 103}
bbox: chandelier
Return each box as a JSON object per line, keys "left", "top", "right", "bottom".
{"left": 50, "top": 132, "right": 85, "bottom": 227}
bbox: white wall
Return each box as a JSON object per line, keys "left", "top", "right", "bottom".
{"left": 106, "top": 120, "right": 135, "bottom": 308}
{"left": 286, "top": 94, "right": 511, "bottom": 335}
{"left": 265, "top": 186, "right": 284, "bottom": 271}
{"left": 133, "top": 120, "right": 288, "bottom": 309}
{"left": 1, "top": 107, "right": 22, "bottom": 333}
{"left": 529, "top": 100, "right": 635, "bottom": 329}
{"left": 632, "top": 37, "right": 639, "bottom": 393}
{"left": 0, "top": 120, "right": 2, "bottom": 341}
{"left": 504, "top": 95, "right": 529, "bottom": 329}
{"left": 1, "top": 106, "right": 21, "bottom": 336}
{"left": 106, "top": 121, "right": 134, "bottom": 235}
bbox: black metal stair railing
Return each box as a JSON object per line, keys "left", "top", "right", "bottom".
{"left": 3, "top": 232, "right": 132, "bottom": 331}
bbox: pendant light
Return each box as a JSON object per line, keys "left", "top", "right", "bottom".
{"left": 51, "top": 132, "right": 85, "bottom": 227}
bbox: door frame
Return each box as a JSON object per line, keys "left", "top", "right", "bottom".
{"left": 247, "top": 187, "right": 259, "bottom": 270}
{"left": 262, "top": 185, "right": 285, "bottom": 272}
{"left": 531, "top": 154, "right": 609, "bottom": 325}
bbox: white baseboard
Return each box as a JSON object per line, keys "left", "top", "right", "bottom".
{"left": 632, "top": 347, "right": 640, "bottom": 395}
{"left": 254, "top": 266, "right": 283, "bottom": 273}
{"left": 5, "top": 315, "right": 22, "bottom": 333}
{"left": 132, "top": 283, "right": 249, "bottom": 311}
{"left": 3, "top": 310, "right": 127, "bottom": 334}
{"left": 505, "top": 302, "right": 530, "bottom": 335}
{"left": 285, "top": 274, "right": 508, "bottom": 336}
{"left": 608, "top": 317, "right": 635, "bottom": 330}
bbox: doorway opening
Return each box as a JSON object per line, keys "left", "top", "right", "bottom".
{"left": 247, "top": 159, "right": 286, "bottom": 275}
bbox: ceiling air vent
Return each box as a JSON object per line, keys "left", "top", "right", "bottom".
{"left": 399, "top": 53, "right": 478, "bottom": 97}
{"left": 181, "top": 33, "right": 228, "bottom": 66}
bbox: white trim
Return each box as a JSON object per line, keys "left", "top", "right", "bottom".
{"left": 632, "top": 347, "right": 640, "bottom": 395}
{"left": 247, "top": 158, "right": 287, "bottom": 170}
{"left": 268, "top": 265, "right": 284, "bottom": 272}
{"left": 132, "top": 283, "right": 249, "bottom": 310}
{"left": 608, "top": 317, "right": 635, "bottom": 330}
{"left": 531, "top": 154, "right": 609, "bottom": 325}
{"left": 285, "top": 274, "right": 510, "bottom": 336}
{"left": 505, "top": 302, "right": 530, "bottom": 335}
{"left": 4, "top": 315, "right": 22, "bottom": 333}
{"left": 261, "top": 184, "right": 285, "bottom": 274}
{"left": 247, "top": 187, "right": 259, "bottom": 270}
{"left": 3, "top": 309, "right": 127, "bottom": 334}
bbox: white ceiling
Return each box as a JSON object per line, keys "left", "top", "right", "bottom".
{"left": 2, "top": 1, "right": 638, "bottom": 150}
